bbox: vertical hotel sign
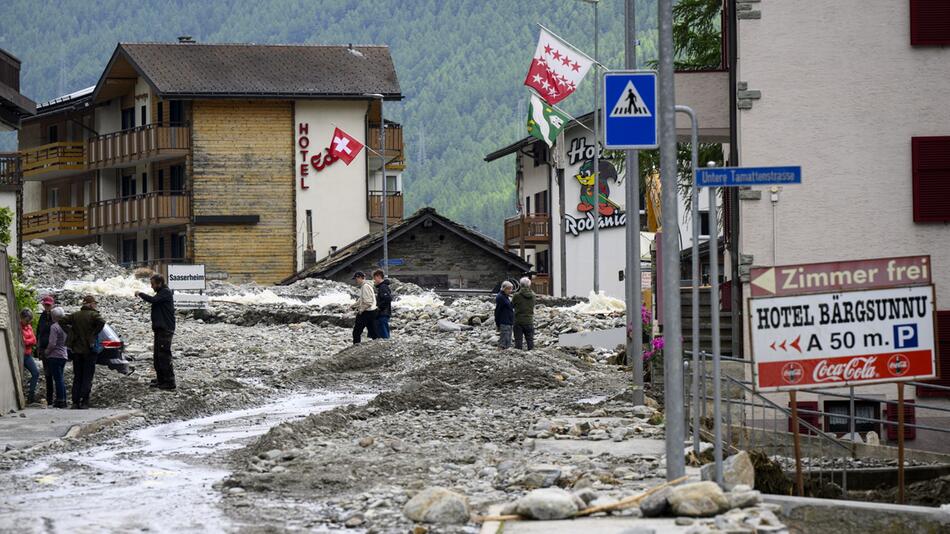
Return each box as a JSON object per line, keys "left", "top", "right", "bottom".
{"left": 296, "top": 123, "right": 342, "bottom": 189}
{"left": 748, "top": 256, "right": 937, "bottom": 392}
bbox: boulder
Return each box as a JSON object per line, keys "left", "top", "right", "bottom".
{"left": 515, "top": 487, "right": 579, "bottom": 520}
{"left": 668, "top": 482, "right": 730, "bottom": 517}
{"left": 403, "top": 487, "right": 470, "bottom": 524}
{"left": 638, "top": 486, "right": 672, "bottom": 517}
{"left": 727, "top": 488, "right": 762, "bottom": 509}
{"left": 701, "top": 450, "right": 755, "bottom": 490}
{"left": 865, "top": 431, "right": 880, "bottom": 446}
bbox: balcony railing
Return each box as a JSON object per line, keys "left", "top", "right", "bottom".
{"left": 368, "top": 190, "right": 404, "bottom": 224}
{"left": 22, "top": 207, "right": 87, "bottom": 241}
{"left": 368, "top": 123, "right": 405, "bottom": 170}
{"left": 86, "top": 123, "right": 190, "bottom": 170}
{"left": 531, "top": 274, "right": 551, "bottom": 296}
{"left": 20, "top": 141, "right": 85, "bottom": 179}
{"left": 88, "top": 191, "right": 191, "bottom": 234}
{"left": 504, "top": 213, "right": 551, "bottom": 248}
{"left": 0, "top": 153, "right": 22, "bottom": 189}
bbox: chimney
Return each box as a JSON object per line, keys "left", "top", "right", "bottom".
{"left": 178, "top": 36, "right": 196, "bottom": 44}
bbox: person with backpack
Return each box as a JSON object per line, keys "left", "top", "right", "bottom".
{"left": 373, "top": 269, "right": 393, "bottom": 339}
{"left": 511, "top": 276, "right": 536, "bottom": 350}
{"left": 494, "top": 280, "right": 514, "bottom": 350}
{"left": 60, "top": 295, "right": 105, "bottom": 409}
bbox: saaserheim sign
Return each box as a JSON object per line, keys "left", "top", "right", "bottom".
{"left": 562, "top": 136, "right": 628, "bottom": 236}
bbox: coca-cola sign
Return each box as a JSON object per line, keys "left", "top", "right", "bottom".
{"left": 750, "top": 284, "right": 936, "bottom": 392}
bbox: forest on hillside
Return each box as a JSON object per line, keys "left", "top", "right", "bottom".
{"left": 0, "top": 0, "right": 705, "bottom": 239}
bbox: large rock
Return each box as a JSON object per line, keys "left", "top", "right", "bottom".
{"left": 515, "top": 487, "right": 579, "bottom": 520}
{"left": 638, "top": 486, "right": 672, "bottom": 517}
{"left": 701, "top": 450, "right": 755, "bottom": 490}
{"left": 403, "top": 487, "right": 470, "bottom": 524}
{"left": 668, "top": 482, "right": 730, "bottom": 517}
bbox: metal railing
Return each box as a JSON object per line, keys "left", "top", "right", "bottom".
{"left": 682, "top": 350, "right": 950, "bottom": 496}
{"left": 367, "top": 190, "right": 404, "bottom": 223}
{"left": 86, "top": 122, "right": 190, "bottom": 170}
{"left": 504, "top": 213, "right": 551, "bottom": 247}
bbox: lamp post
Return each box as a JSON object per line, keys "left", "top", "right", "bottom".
{"left": 580, "top": 0, "right": 601, "bottom": 294}
{"left": 365, "top": 93, "right": 388, "bottom": 273}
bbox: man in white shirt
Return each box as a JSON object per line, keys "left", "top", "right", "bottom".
{"left": 351, "top": 271, "right": 378, "bottom": 343}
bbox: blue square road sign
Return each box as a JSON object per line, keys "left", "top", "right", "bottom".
{"left": 603, "top": 71, "right": 658, "bottom": 150}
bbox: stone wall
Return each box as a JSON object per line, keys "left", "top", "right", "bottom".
{"left": 328, "top": 224, "right": 524, "bottom": 290}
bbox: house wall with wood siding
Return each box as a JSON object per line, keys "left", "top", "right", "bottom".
{"left": 190, "top": 100, "right": 295, "bottom": 284}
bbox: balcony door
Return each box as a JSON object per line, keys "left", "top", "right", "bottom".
{"left": 170, "top": 164, "right": 185, "bottom": 192}
{"left": 121, "top": 238, "right": 137, "bottom": 265}
{"left": 121, "top": 108, "right": 135, "bottom": 130}
{"left": 534, "top": 191, "right": 549, "bottom": 215}
{"left": 121, "top": 174, "right": 136, "bottom": 198}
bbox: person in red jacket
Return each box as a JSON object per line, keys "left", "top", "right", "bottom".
{"left": 20, "top": 309, "right": 39, "bottom": 404}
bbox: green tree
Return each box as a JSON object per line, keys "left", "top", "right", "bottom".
{"left": 0, "top": 207, "right": 38, "bottom": 316}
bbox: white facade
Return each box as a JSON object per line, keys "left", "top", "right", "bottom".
{"left": 736, "top": 1, "right": 950, "bottom": 440}
{"left": 293, "top": 100, "right": 372, "bottom": 270}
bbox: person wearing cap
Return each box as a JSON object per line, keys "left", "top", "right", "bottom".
{"left": 44, "top": 307, "right": 69, "bottom": 408}
{"left": 351, "top": 271, "right": 378, "bottom": 344}
{"left": 136, "top": 273, "right": 176, "bottom": 390}
{"left": 60, "top": 295, "right": 105, "bottom": 409}
{"left": 20, "top": 309, "right": 38, "bottom": 404}
{"left": 37, "top": 295, "right": 56, "bottom": 406}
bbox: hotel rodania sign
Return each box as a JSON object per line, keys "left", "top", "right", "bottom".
{"left": 563, "top": 136, "right": 627, "bottom": 236}
{"left": 749, "top": 256, "right": 937, "bottom": 392}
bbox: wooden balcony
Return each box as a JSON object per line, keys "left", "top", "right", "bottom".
{"left": 0, "top": 153, "right": 21, "bottom": 191}
{"left": 368, "top": 190, "right": 404, "bottom": 224}
{"left": 531, "top": 274, "right": 551, "bottom": 296}
{"left": 504, "top": 213, "right": 551, "bottom": 249}
{"left": 88, "top": 192, "right": 191, "bottom": 234}
{"left": 20, "top": 141, "right": 85, "bottom": 180}
{"left": 22, "top": 207, "right": 87, "bottom": 241}
{"left": 368, "top": 123, "right": 405, "bottom": 170}
{"left": 86, "top": 123, "right": 190, "bottom": 171}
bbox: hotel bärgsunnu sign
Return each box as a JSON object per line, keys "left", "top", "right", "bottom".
{"left": 748, "top": 256, "right": 937, "bottom": 392}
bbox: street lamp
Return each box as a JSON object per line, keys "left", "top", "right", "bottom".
{"left": 364, "top": 93, "right": 388, "bottom": 274}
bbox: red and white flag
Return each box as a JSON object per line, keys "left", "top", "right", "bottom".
{"left": 524, "top": 28, "right": 594, "bottom": 105}
{"left": 329, "top": 127, "right": 364, "bottom": 166}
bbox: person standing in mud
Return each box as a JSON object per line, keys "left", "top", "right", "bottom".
{"left": 511, "top": 277, "right": 536, "bottom": 350}
{"left": 136, "top": 274, "right": 176, "bottom": 391}
{"left": 44, "top": 307, "right": 69, "bottom": 408}
{"left": 20, "top": 309, "right": 39, "bottom": 404}
{"left": 351, "top": 271, "right": 378, "bottom": 343}
{"left": 61, "top": 295, "right": 105, "bottom": 409}
{"left": 494, "top": 281, "right": 514, "bottom": 349}
{"left": 372, "top": 269, "right": 392, "bottom": 340}
{"left": 36, "top": 295, "right": 55, "bottom": 405}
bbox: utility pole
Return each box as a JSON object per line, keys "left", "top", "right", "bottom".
{"left": 380, "top": 96, "right": 388, "bottom": 275}
{"left": 624, "top": 0, "right": 644, "bottom": 405}
{"left": 658, "top": 0, "right": 685, "bottom": 481}
{"left": 591, "top": 0, "right": 601, "bottom": 293}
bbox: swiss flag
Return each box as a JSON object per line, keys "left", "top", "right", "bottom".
{"left": 329, "top": 127, "right": 364, "bottom": 166}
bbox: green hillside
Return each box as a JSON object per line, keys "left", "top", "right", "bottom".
{"left": 0, "top": 0, "right": 662, "bottom": 239}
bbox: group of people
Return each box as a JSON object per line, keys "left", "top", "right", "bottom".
{"left": 495, "top": 277, "right": 536, "bottom": 350}
{"left": 351, "top": 269, "right": 393, "bottom": 343}
{"left": 19, "top": 273, "right": 178, "bottom": 409}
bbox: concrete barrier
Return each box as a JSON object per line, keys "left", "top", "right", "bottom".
{"left": 765, "top": 494, "right": 950, "bottom": 534}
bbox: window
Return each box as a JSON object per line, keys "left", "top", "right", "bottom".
{"left": 525, "top": 196, "right": 531, "bottom": 215}
{"left": 157, "top": 169, "right": 165, "bottom": 191}
{"left": 699, "top": 210, "right": 711, "bottom": 237}
{"left": 171, "top": 233, "right": 186, "bottom": 259}
{"left": 157, "top": 102, "right": 164, "bottom": 124}
{"left": 142, "top": 239, "right": 149, "bottom": 263}
{"left": 158, "top": 237, "right": 165, "bottom": 259}
{"left": 140, "top": 105, "right": 147, "bottom": 127}
{"left": 824, "top": 400, "right": 880, "bottom": 435}
{"left": 534, "top": 191, "right": 549, "bottom": 215}
{"left": 121, "top": 174, "right": 136, "bottom": 197}
{"left": 121, "top": 108, "right": 135, "bottom": 130}
{"left": 46, "top": 187, "right": 59, "bottom": 209}
{"left": 169, "top": 101, "right": 184, "bottom": 125}
{"left": 47, "top": 125, "right": 58, "bottom": 144}
{"left": 918, "top": 311, "right": 950, "bottom": 397}
{"left": 385, "top": 175, "right": 398, "bottom": 192}
{"left": 910, "top": 0, "right": 950, "bottom": 46}
{"left": 912, "top": 136, "right": 950, "bottom": 222}
{"left": 141, "top": 172, "right": 148, "bottom": 194}
{"left": 121, "top": 238, "right": 137, "bottom": 264}
{"left": 170, "top": 165, "right": 185, "bottom": 192}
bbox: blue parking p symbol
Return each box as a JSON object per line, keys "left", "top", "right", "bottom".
{"left": 893, "top": 324, "right": 919, "bottom": 349}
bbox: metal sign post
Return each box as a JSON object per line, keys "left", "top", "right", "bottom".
{"left": 789, "top": 390, "right": 805, "bottom": 496}
{"left": 898, "top": 382, "right": 906, "bottom": 504}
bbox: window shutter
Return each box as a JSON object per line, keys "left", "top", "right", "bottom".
{"left": 917, "top": 310, "right": 950, "bottom": 398}
{"left": 910, "top": 0, "right": 950, "bottom": 46}
{"left": 912, "top": 137, "right": 950, "bottom": 223}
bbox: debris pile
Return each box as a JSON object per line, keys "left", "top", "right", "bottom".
{"left": 21, "top": 239, "right": 129, "bottom": 289}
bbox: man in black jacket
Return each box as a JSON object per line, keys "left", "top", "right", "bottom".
{"left": 372, "top": 269, "right": 393, "bottom": 339}
{"left": 37, "top": 295, "right": 55, "bottom": 405}
{"left": 136, "top": 274, "right": 176, "bottom": 390}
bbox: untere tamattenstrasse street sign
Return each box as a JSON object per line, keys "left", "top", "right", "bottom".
{"left": 749, "top": 256, "right": 932, "bottom": 298}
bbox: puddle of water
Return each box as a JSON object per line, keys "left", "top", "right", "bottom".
{"left": 0, "top": 392, "right": 372, "bottom": 533}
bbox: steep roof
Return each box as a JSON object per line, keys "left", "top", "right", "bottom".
{"left": 281, "top": 207, "right": 532, "bottom": 284}
{"left": 92, "top": 42, "right": 401, "bottom": 102}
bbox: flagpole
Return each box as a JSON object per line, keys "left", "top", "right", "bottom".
{"left": 589, "top": 0, "right": 601, "bottom": 294}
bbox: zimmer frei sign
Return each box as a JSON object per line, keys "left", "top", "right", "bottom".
{"left": 749, "top": 256, "right": 937, "bottom": 392}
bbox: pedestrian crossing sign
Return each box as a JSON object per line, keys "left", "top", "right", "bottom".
{"left": 603, "top": 71, "right": 658, "bottom": 150}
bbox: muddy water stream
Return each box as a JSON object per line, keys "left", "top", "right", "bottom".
{"left": 0, "top": 392, "right": 372, "bottom": 533}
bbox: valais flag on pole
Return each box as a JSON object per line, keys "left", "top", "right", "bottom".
{"left": 524, "top": 28, "right": 594, "bottom": 105}
{"left": 329, "top": 127, "right": 364, "bottom": 166}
